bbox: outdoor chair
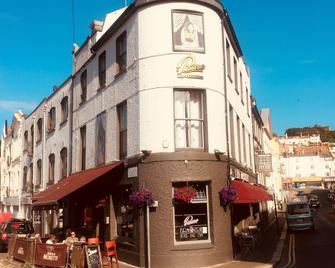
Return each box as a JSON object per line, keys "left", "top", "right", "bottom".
{"left": 102, "top": 240, "right": 119, "bottom": 268}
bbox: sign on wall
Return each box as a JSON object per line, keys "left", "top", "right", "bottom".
{"left": 256, "top": 154, "right": 273, "bottom": 173}
{"left": 176, "top": 56, "right": 205, "bottom": 79}
{"left": 172, "top": 10, "right": 205, "bottom": 53}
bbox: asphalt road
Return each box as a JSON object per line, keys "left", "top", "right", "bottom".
{"left": 277, "top": 189, "right": 335, "bottom": 268}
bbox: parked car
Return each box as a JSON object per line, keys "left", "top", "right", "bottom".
{"left": 296, "top": 190, "right": 305, "bottom": 197}
{"left": 286, "top": 201, "right": 315, "bottom": 232}
{"left": 0, "top": 219, "right": 34, "bottom": 252}
{"left": 308, "top": 198, "right": 320, "bottom": 209}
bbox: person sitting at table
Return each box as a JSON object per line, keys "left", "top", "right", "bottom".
{"left": 64, "top": 231, "right": 79, "bottom": 250}
{"left": 46, "top": 234, "right": 57, "bottom": 244}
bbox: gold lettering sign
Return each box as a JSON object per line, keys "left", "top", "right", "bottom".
{"left": 176, "top": 56, "right": 205, "bottom": 79}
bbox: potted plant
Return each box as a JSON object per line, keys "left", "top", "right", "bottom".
{"left": 218, "top": 186, "right": 237, "bottom": 209}
{"left": 174, "top": 186, "right": 198, "bottom": 203}
{"left": 129, "top": 187, "right": 154, "bottom": 208}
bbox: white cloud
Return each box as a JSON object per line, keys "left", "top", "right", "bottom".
{"left": 0, "top": 100, "right": 36, "bottom": 112}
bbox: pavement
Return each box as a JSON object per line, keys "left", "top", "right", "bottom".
{"left": 0, "top": 213, "right": 287, "bottom": 268}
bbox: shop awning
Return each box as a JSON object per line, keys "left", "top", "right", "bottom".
{"left": 292, "top": 176, "right": 322, "bottom": 183}
{"left": 232, "top": 180, "right": 273, "bottom": 204}
{"left": 32, "top": 161, "right": 124, "bottom": 207}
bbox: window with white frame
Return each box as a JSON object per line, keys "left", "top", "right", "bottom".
{"left": 174, "top": 89, "right": 205, "bottom": 150}
{"left": 173, "top": 182, "right": 210, "bottom": 244}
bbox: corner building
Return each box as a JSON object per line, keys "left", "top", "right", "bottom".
{"left": 33, "top": 0, "right": 256, "bottom": 267}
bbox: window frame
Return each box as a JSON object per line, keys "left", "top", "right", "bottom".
{"left": 60, "top": 147, "right": 67, "bottom": 179}
{"left": 173, "top": 89, "right": 207, "bottom": 151}
{"left": 48, "top": 107, "right": 56, "bottom": 132}
{"left": 116, "top": 31, "right": 127, "bottom": 75}
{"left": 117, "top": 102, "right": 127, "bottom": 160}
{"left": 36, "top": 118, "right": 43, "bottom": 143}
{"left": 96, "top": 112, "right": 106, "bottom": 166}
{"left": 80, "top": 69, "right": 87, "bottom": 103}
{"left": 98, "top": 51, "right": 106, "bottom": 89}
{"left": 172, "top": 182, "right": 211, "bottom": 245}
{"left": 60, "top": 96, "right": 68, "bottom": 125}
{"left": 48, "top": 154, "right": 55, "bottom": 185}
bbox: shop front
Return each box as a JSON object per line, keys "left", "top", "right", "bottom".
{"left": 32, "top": 162, "right": 125, "bottom": 242}
{"left": 230, "top": 179, "right": 273, "bottom": 257}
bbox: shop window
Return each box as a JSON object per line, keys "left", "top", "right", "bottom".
{"left": 117, "top": 102, "right": 127, "bottom": 160}
{"left": 96, "top": 112, "right": 106, "bottom": 166}
{"left": 173, "top": 182, "right": 210, "bottom": 244}
{"left": 174, "top": 89, "right": 206, "bottom": 150}
{"left": 60, "top": 147, "right": 67, "bottom": 178}
{"left": 113, "top": 185, "right": 136, "bottom": 246}
{"left": 116, "top": 31, "right": 127, "bottom": 74}
{"left": 80, "top": 70, "right": 87, "bottom": 103}
{"left": 60, "top": 96, "right": 68, "bottom": 124}
{"left": 98, "top": 51, "right": 106, "bottom": 88}
{"left": 36, "top": 118, "right": 43, "bottom": 143}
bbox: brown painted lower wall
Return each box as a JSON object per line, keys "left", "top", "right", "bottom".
{"left": 135, "top": 153, "right": 233, "bottom": 268}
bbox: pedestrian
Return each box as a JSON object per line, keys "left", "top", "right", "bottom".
{"left": 46, "top": 234, "right": 57, "bottom": 244}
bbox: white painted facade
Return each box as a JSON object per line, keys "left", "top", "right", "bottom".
{"left": 279, "top": 134, "right": 321, "bottom": 146}
{"left": 0, "top": 111, "right": 24, "bottom": 218}
{"left": 71, "top": 1, "right": 254, "bottom": 172}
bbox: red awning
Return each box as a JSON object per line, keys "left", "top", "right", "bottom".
{"left": 33, "top": 161, "right": 124, "bottom": 207}
{"left": 232, "top": 180, "right": 273, "bottom": 204}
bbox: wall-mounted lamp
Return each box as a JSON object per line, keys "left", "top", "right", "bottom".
{"left": 214, "top": 149, "right": 225, "bottom": 160}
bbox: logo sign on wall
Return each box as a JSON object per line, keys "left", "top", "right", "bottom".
{"left": 256, "top": 154, "right": 273, "bottom": 173}
{"left": 176, "top": 56, "right": 205, "bottom": 79}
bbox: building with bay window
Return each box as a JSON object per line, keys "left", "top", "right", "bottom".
{"left": 0, "top": 0, "right": 274, "bottom": 267}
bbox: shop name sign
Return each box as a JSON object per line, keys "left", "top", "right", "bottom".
{"left": 256, "top": 154, "right": 273, "bottom": 173}
{"left": 177, "top": 56, "right": 205, "bottom": 79}
{"left": 184, "top": 215, "right": 199, "bottom": 226}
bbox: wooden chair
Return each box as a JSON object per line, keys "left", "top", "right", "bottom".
{"left": 102, "top": 240, "right": 119, "bottom": 268}
{"left": 87, "top": 237, "right": 99, "bottom": 245}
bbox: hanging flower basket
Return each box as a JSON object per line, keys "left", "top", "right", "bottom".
{"left": 129, "top": 187, "right": 154, "bottom": 208}
{"left": 218, "top": 186, "right": 237, "bottom": 207}
{"left": 174, "top": 186, "right": 197, "bottom": 203}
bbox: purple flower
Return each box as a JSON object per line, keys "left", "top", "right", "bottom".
{"left": 129, "top": 187, "right": 154, "bottom": 208}
{"left": 219, "top": 186, "right": 237, "bottom": 206}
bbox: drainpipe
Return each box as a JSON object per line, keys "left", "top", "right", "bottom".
{"left": 146, "top": 205, "right": 151, "bottom": 268}
{"left": 221, "top": 11, "right": 235, "bottom": 259}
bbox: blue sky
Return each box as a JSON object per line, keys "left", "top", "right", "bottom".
{"left": 0, "top": 0, "right": 334, "bottom": 135}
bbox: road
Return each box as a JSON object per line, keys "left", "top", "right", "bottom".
{"left": 277, "top": 189, "right": 335, "bottom": 268}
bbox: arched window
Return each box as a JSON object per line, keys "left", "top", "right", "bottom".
{"left": 48, "top": 154, "right": 55, "bottom": 185}
{"left": 29, "top": 163, "right": 33, "bottom": 193}
{"left": 48, "top": 107, "right": 56, "bottom": 132}
{"left": 37, "top": 118, "right": 43, "bottom": 142}
{"left": 36, "top": 159, "right": 42, "bottom": 187}
{"left": 24, "top": 131, "right": 28, "bottom": 151}
{"left": 60, "top": 147, "right": 67, "bottom": 178}
{"left": 61, "top": 96, "right": 68, "bottom": 124}
{"left": 23, "top": 166, "right": 28, "bottom": 191}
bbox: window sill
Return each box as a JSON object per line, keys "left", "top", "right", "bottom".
{"left": 172, "top": 242, "right": 213, "bottom": 251}
{"left": 60, "top": 119, "right": 68, "bottom": 128}
{"left": 79, "top": 100, "right": 86, "bottom": 107}
{"left": 227, "top": 74, "right": 233, "bottom": 83}
{"left": 97, "top": 85, "right": 106, "bottom": 93}
{"left": 114, "top": 68, "right": 127, "bottom": 80}
{"left": 47, "top": 129, "right": 55, "bottom": 135}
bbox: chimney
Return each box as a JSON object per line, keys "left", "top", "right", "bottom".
{"left": 90, "top": 20, "right": 103, "bottom": 35}
{"left": 4, "top": 120, "right": 7, "bottom": 135}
